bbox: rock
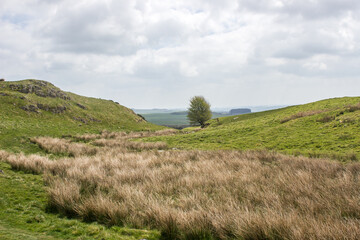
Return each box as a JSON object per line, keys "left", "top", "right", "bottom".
{"left": 36, "top": 104, "right": 67, "bottom": 114}
{"left": 0, "top": 169, "right": 4, "bottom": 174}
{"left": 0, "top": 92, "right": 8, "bottom": 96}
{"left": 21, "top": 105, "right": 39, "bottom": 113}
{"left": 76, "top": 103, "right": 86, "bottom": 109}
{"left": 8, "top": 81, "right": 71, "bottom": 100}
{"left": 73, "top": 117, "right": 87, "bottom": 124}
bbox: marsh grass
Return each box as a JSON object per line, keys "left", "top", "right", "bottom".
{"left": 1, "top": 132, "right": 360, "bottom": 239}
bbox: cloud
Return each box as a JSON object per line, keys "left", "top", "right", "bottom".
{"left": 0, "top": 0, "right": 360, "bottom": 108}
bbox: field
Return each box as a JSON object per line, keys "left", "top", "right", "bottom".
{"left": 146, "top": 97, "right": 360, "bottom": 161}
{"left": 1, "top": 80, "right": 360, "bottom": 239}
{"left": 1, "top": 130, "right": 359, "bottom": 240}
{"left": 141, "top": 112, "right": 228, "bottom": 128}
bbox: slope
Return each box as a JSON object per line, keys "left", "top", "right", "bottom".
{"left": 146, "top": 97, "right": 360, "bottom": 161}
{"left": 0, "top": 79, "right": 163, "bottom": 153}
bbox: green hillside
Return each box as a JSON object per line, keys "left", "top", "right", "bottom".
{"left": 142, "top": 111, "right": 228, "bottom": 128}
{"left": 146, "top": 97, "right": 360, "bottom": 161}
{"left": 0, "top": 79, "right": 163, "bottom": 153}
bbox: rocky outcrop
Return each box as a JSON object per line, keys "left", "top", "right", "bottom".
{"left": 21, "top": 104, "right": 67, "bottom": 114}
{"left": 8, "top": 80, "right": 71, "bottom": 100}
{"left": 76, "top": 103, "right": 86, "bottom": 109}
{"left": 21, "top": 105, "right": 40, "bottom": 113}
{"left": 37, "top": 104, "right": 67, "bottom": 114}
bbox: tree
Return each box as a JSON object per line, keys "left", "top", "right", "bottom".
{"left": 187, "top": 96, "right": 212, "bottom": 128}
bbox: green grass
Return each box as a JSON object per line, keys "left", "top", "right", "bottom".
{"left": 0, "top": 161, "right": 160, "bottom": 240}
{"left": 0, "top": 79, "right": 163, "bottom": 154}
{"left": 145, "top": 97, "right": 360, "bottom": 161}
{"left": 142, "top": 112, "right": 228, "bottom": 127}
{"left": 0, "top": 79, "right": 164, "bottom": 239}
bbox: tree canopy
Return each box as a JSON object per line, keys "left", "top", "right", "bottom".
{"left": 187, "top": 96, "right": 212, "bottom": 127}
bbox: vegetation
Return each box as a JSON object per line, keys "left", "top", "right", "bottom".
{"left": 0, "top": 158, "right": 160, "bottom": 240}
{"left": 187, "top": 96, "right": 212, "bottom": 127}
{"left": 147, "top": 97, "right": 360, "bottom": 160}
{"left": 2, "top": 79, "right": 360, "bottom": 239}
{"left": 141, "top": 112, "right": 227, "bottom": 129}
{"left": 0, "top": 79, "right": 163, "bottom": 153}
{"left": 1, "top": 132, "right": 360, "bottom": 240}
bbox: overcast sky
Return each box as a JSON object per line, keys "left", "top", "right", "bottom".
{"left": 1, "top": 0, "right": 360, "bottom": 108}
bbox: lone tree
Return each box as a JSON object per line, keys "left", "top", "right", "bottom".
{"left": 187, "top": 96, "right": 212, "bottom": 128}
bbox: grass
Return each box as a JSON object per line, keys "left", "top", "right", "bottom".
{"left": 1, "top": 133, "right": 360, "bottom": 240}
{"left": 0, "top": 79, "right": 164, "bottom": 239}
{"left": 145, "top": 97, "right": 360, "bottom": 161}
{"left": 0, "top": 79, "right": 163, "bottom": 154}
{"left": 2, "top": 80, "right": 360, "bottom": 239}
{"left": 141, "top": 112, "right": 228, "bottom": 128}
{"left": 0, "top": 161, "right": 160, "bottom": 240}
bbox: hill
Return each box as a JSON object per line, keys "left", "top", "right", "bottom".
{"left": 0, "top": 79, "right": 163, "bottom": 153}
{"left": 141, "top": 111, "right": 229, "bottom": 129}
{"left": 146, "top": 97, "right": 360, "bottom": 161}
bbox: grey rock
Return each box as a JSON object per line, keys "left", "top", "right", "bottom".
{"left": 21, "top": 105, "right": 39, "bottom": 113}
{"left": 76, "top": 103, "right": 86, "bottom": 109}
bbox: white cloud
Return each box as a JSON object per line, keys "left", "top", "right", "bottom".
{"left": 1, "top": 0, "right": 360, "bottom": 108}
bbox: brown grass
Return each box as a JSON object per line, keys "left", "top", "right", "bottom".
{"left": 1, "top": 134, "right": 360, "bottom": 240}
{"left": 31, "top": 137, "right": 97, "bottom": 156}
{"left": 280, "top": 110, "right": 326, "bottom": 123}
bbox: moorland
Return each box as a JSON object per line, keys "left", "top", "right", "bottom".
{"left": 1, "top": 79, "right": 359, "bottom": 239}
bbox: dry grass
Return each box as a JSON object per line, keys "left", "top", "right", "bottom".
{"left": 31, "top": 137, "right": 97, "bottom": 157}
{"left": 92, "top": 138, "right": 167, "bottom": 150}
{"left": 280, "top": 110, "right": 326, "bottom": 123}
{"left": 1, "top": 133, "right": 360, "bottom": 240}
{"left": 99, "top": 129, "right": 178, "bottom": 140}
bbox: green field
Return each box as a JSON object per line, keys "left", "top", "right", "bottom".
{"left": 145, "top": 97, "right": 360, "bottom": 161}
{"left": 142, "top": 112, "right": 228, "bottom": 128}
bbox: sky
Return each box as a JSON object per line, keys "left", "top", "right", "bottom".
{"left": 1, "top": 0, "right": 360, "bottom": 109}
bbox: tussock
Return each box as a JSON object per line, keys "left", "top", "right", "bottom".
{"left": 1, "top": 136, "right": 359, "bottom": 239}
{"left": 280, "top": 110, "right": 326, "bottom": 123}
{"left": 31, "top": 137, "right": 97, "bottom": 156}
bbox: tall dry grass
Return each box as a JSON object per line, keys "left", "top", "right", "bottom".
{"left": 31, "top": 137, "right": 97, "bottom": 156}
{"left": 1, "top": 135, "right": 360, "bottom": 240}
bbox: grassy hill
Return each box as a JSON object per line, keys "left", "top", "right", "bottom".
{"left": 141, "top": 111, "right": 228, "bottom": 129}
{"left": 0, "top": 79, "right": 163, "bottom": 239}
{"left": 0, "top": 79, "right": 163, "bottom": 153}
{"left": 146, "top": 97, "right": 360, "bottom": 161}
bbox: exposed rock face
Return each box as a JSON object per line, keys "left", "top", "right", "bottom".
{"left": 21, "top": 104, "right": 67, "bottom": 114}
{"left": 8, "top": 80, "right": 71, "bottom": 100}
{"left": 21, "top": 105, "right": 39, "bottom": 113}
{"left": 229, "top": 108, "right": 251, "bottom": 115}
{"left": 37, "top": 104, "right": 67, "bottom": 114}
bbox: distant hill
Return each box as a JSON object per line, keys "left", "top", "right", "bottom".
{"left": 0, "top": 79, "right": 163, "bottom": 153}
{"left": 146, "top": 97, "right": 360, "bottom": 160}
{"left": 229, "top": 108, "right": 251, "bottom": 115}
